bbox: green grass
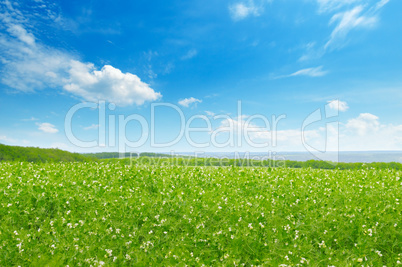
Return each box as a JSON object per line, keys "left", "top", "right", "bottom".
{"left": 0, "top": 162, "right": 401, "bottom": 266}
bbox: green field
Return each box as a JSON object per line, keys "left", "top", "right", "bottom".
{"left": 0, "top": 162, "right": 401, "bottom": 266}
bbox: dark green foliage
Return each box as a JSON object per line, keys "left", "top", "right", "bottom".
{"left": 1, "top": 143, "right": 401, "bottom": 169}
{"left": 0, "top": 143, "right": 92, "bottom": 163}
{"left": 110, "top": 156, "right": 402, "bottom": 170}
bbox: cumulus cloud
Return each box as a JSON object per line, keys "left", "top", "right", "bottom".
{"left": 37, "top": 122, "right": 58, "bottom": 133}
{"left": 213, "top": 115, "right": 322, "bottom": 150}
{"left": 178, "top": 97, "right": 202, "bottom": 107}
{"left": 229, "top": 1, "right": 262, "bottom": 21}
{"left": 64, "top": 61, "right": 161, "bottom": 106}
{"left": 341, "top": 113, "right": 402, "bottom": 150}
{"left": 0, "top": 1, "right": 161, "bottom": 106}
{"left": 210, "top": 110, "right": 402, "bottom": 151}
{"left": 345, "top": 113, "right": 379, "bottom": 136}
{"left": 327, "top": 100, "right": 349, "bottom": 112}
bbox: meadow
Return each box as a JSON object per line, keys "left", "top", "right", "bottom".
{"left": 0, "top": 161, "right": 401, "bottom": 266}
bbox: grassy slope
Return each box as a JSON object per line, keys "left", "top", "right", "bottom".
{"left": 0, "top": 143, "right": 91, "bottom": 162}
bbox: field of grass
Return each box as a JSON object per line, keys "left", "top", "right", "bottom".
{"left": 0, "top": 162, "right": 401, "bottom": 266}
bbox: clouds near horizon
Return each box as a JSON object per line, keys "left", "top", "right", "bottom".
{"left": 37, "top": 122, "right": 58, "bottom": 134}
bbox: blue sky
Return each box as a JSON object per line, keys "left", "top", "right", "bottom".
{"left": 1, "top": 0, "right": 402, "bottom": 153}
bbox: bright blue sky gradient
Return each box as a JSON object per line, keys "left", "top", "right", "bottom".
{"left": 1, "top": 0, "right": 401, "bottom": 152}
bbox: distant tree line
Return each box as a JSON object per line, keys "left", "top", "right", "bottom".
{"left": 109, "top": 156, "right": 402, "bottom": 170}
{"left": 1, "top": 143, "right": 402, "bottom": 170}
{"left": 0, "top": 144, "right": 91, "bottom": 163}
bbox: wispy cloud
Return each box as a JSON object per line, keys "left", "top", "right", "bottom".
{"left": 316, "top": 0, "right": 362, "bottom": 13}
{"left": 6, "top": 24, "right": 35, "bottom": 45}
{"left": 37, "top": 122, "right": 58, "bottom": 133}
{"left": 325, "top": 5, "right": 378, "bottom": 50}
{"left": 21, "top": 117, "right": 39, "bottom": 121}
{"left": 181, "top": 49, "right": 198, "bottom": 60}
{"left": 372, "top": 0, "right": 390, "bottom": 11}
{"left": 205, "top": 111, "right": 215, "bottom": 117}
{"left": 83, "top": 124, "right": 99, "bottom": 130}
{"left": 143, "top": 50, "right": 159, "bottom": 79}
{"left": 298, "top": 42, "right": 326, "bottom": 62}
{"left": 274, "top": 66, "right": 328, "bottom": 79}
{"left": 0, "top": 1, "right": 161, "bottom": 106}
{"left": 229, "top": 0, "right": 270, "bottom": 21}
{"left": 0, "top": 135, "right": 18, "bottom": 143}
{"left": 229, "top": 2, "right": 260, "bottom": 21}
{"left": 290, "top": 66, "right": 328, "bottom": 77}
{"left": 178, "top": 97, "right": 202, "bottom": 108}
{"left": 301, "top": 0, "right": 390, "bottom": 59}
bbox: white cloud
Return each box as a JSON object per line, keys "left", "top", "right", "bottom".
{"left": 37, "top": 122, "right": 58, "bottom": 134}
{"left": 0, "top": 135, "right": 29, "bottom": 145}
{"left": 21, "top": 117, "right": 39, "bottom": 121}
{"left": 6, "top": 24, "right": 35, "bottom": 46}
{"left": 306, "top": 1, "right": 390, "bottom": 57}
{"left": 0, "top": 2, "right": 161, "bottom": 106}
{"left": 205, "top": 111, "right": 215, "bottom": 117}
{"left": 229, "top": 1, "right": 263, "bottom": 21}
{"left": 341, "top": 113, "right": 402, "bottom": 150}
{"left": 298, "top": 42, "right": 320, "bottom": 62}
{"left": 289, "top": 66, "right": 328, "bottom": 77}
{"left": 178, "top": 97, "right": 202, "bottom": 107}
{"left": 83, "top": 124, "right": 99, "bottom": 130}
{"left": 345, "top": 113, "right": 379, "bottom": 136}
{"left": 181, "top": 49, "right": 198, "bottom": 60}
{"left": 272, "top": 66, "right": 328, "bottom": 79}
{"left": 212, "top": 112, "right": 402, "bottom": 151}
{"left": 327, "top": 100, "right": 349, "bottom": 112}
{"left": 0, "top": 135, "right": 18, "bottom": 143}
{"left": 64, "top": 61, "right": 161, "bottom": 106}
{"left": 316, "top": 0, "right": 361, "bottom": 13}
{"left": 213, "top": 115, "right": 322, "bottom": 150}
{"left": 373, "top": 0, "right": 390, "bottom": 12}
{"left": 325, "top": 5, "right": 380, "bottom": 49}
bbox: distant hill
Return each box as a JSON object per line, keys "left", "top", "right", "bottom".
{"left": 0, "top": 144, "right": 175, "bottom": 162}
{"left": 1, "top": 143, "right": 401, "bottom": 170}
{"left": 0, "top": 143, "right": 91, "bottom": 162}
